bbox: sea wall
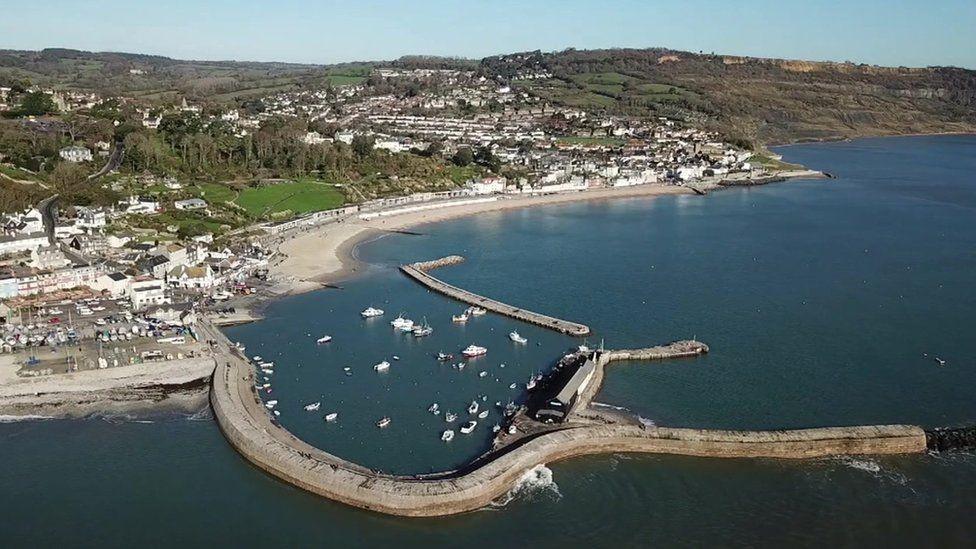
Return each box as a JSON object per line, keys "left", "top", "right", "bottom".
{"left": 207, "top": 323, "right": 927, "bottom": 517}
{"left": 401, "top": 257, "right": 591, "bottom": 336}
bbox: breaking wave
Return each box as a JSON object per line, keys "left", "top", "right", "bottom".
{"left": 0, "top": 414, "right": 54, "bottom": 423}
{"left": 489, "top": 464, "right": 561, "bottom": 508}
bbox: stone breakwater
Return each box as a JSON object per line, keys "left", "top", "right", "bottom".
{"left": 206, "top": 323, "right": 928, "bottom": 517}
{"left": 401, "top": 256, "right": 591, "bottom": 336}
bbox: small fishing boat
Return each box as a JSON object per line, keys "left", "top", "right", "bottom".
{"left": 316, "top": 335, "right": 332, "bottom": 344}
{"left": 324, "top": 412, "right": 338, "bottom": 422}
{"left": 273, "top": 410, "right": 280, "bottom": 417}
{"left": 935, "top": 357, "right": 947, "bottom": 366}
{"left": 304, "top": 402, "right": 321, "bottom": 412}
{"left": 441, "top": 430, "right": 455, "bottom": 442}
{"left": 479, "top": 371, "right": 488, "bottom": 378}
{"left": 462, "top": 345, "right": 487, "bottom": 358}
{"left": 259, "top": 361, "right": 275, "bottom": 368}
{"left": 391, "top": 315, "right": 414, "bottom": 330}
{"left": 265, "top": 400, "right": 278, "bottom": 409}
{"left": 428, "top": 403, "right": 440, "bottom": 414}
{"left": 436, "top": 352, "right": 454, "bottom": 362}
{"left": 492, "top": 424, "right": 501, "bottom": 433}
{"left": 361, "top": 307, "right": 385, "bottom": 318}
{"left": 477, "top": 409, "right": 489, "bottom": 419}
{"left": 466, "top": 306, "right": 487, "bottom": 316}
{"left": 412, "top": 318, "right": 433, "bottom": 337}
{"left": 467, "top": 401, "right": 479, "bottom": 414}
{"left": 460, "top": 420, "right": 477, "bottom": 434}
{"left": 509, "top": 383, "right": 517, "bottom": 389}
{"left": 374, "top": 361, "right": 390, "bottom": 372}
{"left": 253, "top": 355, "right": 262, "bottom": 362}
{"left": 392, "top": 355, "right": 400, "bottom": 361}
{"left": 445, "top": 412, "right": 457, "bottom": 423}
{"left": 376, "top": 417, "right": 391, "bottom": 428}
{"left": 452, "top": 312, "right": 469, "bottom": 323}
{"left": 509, "top": 331, "right": 528, "bottom": 344}
{"left": 526, "top": 378, "right": 537, "bottom": 390}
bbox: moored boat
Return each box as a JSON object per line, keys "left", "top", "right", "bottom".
{"left": 477, "top": 409, "right": 489, "bottom": 419}
{"left": 467, "top": 401, "right": 479, "bottom": 414}
{"left": 441, "top": 430, "right": 454, "bottom": 442}
{"left": 462, "top": 344, "right": 487, "bottom": 358}
{"left": 376, "top": 417, "right": 391, "bottom": 428}
{"left": 452, "top": 312, "right": 469, "bottom": 323}
{"left": 304, "top": 402, "right": 321, "bottom": 411}
{"left": 361, "top": 307, "right": 385, "bottom": 318}
{"left": 460, "top": 420, "right": 477, "bottom": 434}
{"left": 509, "top": 331, "right": 528, "bottom": 344}
{"left": 316, "top": 335, "right": 332, "bottom": 344}
{"left": 324, "top": 412, "right": 338, "bottom": 422}
{"left": 374, "top": 361, "right": 390, "bottom": 372}
{"left": 445, "top": 412, "right": 457, "bottom": 423}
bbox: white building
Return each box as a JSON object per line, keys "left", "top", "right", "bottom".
{"left": 59, "top": 146, "right": 93, "bottom": 163}
{"left": 128, "top": 277, "right": 168, "bottom": 310}
{"left": 91, "top": 272, "right": 131, "bottom": 298}
{"left": 173, "top": 198, "right": 207, "bottom": 211}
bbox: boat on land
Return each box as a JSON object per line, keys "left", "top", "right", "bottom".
{"left": 316, "top": 335, "right": 332, "bottom": 344}
{"left": 467, "top": 401, "right": 479, "bottom": 414}
{"left": 376, "top": 417, "right": 391, "bottom": 428}
{"left": 374, "top": 361, "right": 390, "bottom": 372}
{"left": 460, "top": 421, "right": 477, "bottom": 434}
{"left": 462, "top": 345, "right": 487, "bottom": 358}
{"left": 324, "top": 412, "right": 338, "bottom": 422}
{"left": 441, "top": 430, "right": 454, "bottom": 442}
{"left": 361, "top": 307, "right": 384, "bottom": 318}
{"left": 452, "top": 312, "right": 469, "bottom": 323}
{"left": 509, "top": 331, "right": 528, "bottom": 344}
{"left": 304, "top": 402, "right": 321, "bottom": 412}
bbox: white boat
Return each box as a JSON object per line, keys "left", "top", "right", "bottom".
{"left": 428, "top": 403, "right": 440, "bottom": 414}
{"left": 259, "top": 361, "right": 274, "bottom": 368}
{"left": 445, "top": 412, "right": 457, "bottom": 423}
{"left": 466, "top": 306, "right": 487, "bottom": 316}
{"left": 376, "top": 417, "right": 391, "bottom": 428}
{"left": 324, "top": 412, "right": 338, "bottom": 422}
{"left": 361, "top": 307, "right": 385, "bottom": 318}
{"left": 508, "top": 424, "right": 518, "bottom": 435}
{"left": 412, "top": 319, "right": 433, "bottom": 337}
{"left": 479, "top": 371, "right": 488, "bottom": 378}
{"left": 477, "top": 409, "right": 489, "bottom": 419}
{"left": 253, "top": 356, "right": 262, "bottom": 362}
{"left": 509, "top": 331, "right": 528, "bottom": 344}
{"left": 273, "top": 410, "right": 280, "bottom": 417}
{"left": 397, "top": 323, "right": 415, "bottom": 333}
{"left": 265, "top": 400, "right": 278, "bottom": 409}
{"left": 526, "top": 377, "right": 537, "bottom": 390}
{"left": 374, "top": 361, "right": 390, "bottom": 372}
{"left": 492, "top": 424, "right": 501, "bottom": 433}
{"left": 509, "top": 383, "right": 517, "bottom": 389}
{"left": 452, "top": 313, "right": 469, "bottom": 323}
{"left": 390, "top": 315, "right": 414, "bottom": 330}
{"left": 304, "top": 402, "right": 321, "bottom": 412}
{"left": 462, "top": 345, "right": 487, "bottom": 358}
{"left": 460, "top": 420, "right": 477, "bottom": 434}
{"left": 316, "top": 335, "right": 332, "bottom": 344}
{"left": 467, "top": 401, "right": 479, "bottom": 414}
{"left": 441, "top": 430, "right": 455, "bottom": 442}
{"left": 392, "top": 355, "right": 400, "bottom": 361}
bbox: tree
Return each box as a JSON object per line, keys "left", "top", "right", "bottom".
{"left": 351, "top": 135, "right": 375, "bottom": 159}
{"left": 13, "top": 92, "right": 57, "bottom": 117}
{"left": 452, "top": 147, "right": 473, "bottom": 167}
{"left": 424, "top": 139, "right": 444, "bottom": 158}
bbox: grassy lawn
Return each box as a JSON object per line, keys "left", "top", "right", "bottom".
{"left": 194, "top": 182, "right": 238, "bottom": 203}
{"left": 325, "top": 74, "right": 367, "bottom": 86}
{"left": 235, "top": 179, "right": 345, "bottom": 218}
{"left": 748, "top": 154, "right": 805, "bottom": 171}
{"left": 556, "top": 136, "right": 627, "bottom": 147}
{"left": 0, "top": 164, "right": 39, "bottom": 182}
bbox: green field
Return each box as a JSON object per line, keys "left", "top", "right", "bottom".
{"left": 234, "top": 179, "right": 345, "bottom": 217}
{"left": 193, "top": 182, "right": 238, "bottom": 203}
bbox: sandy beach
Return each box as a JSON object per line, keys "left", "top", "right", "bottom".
{"left": 272, "top": 184, "right": 696, "bottom": 293}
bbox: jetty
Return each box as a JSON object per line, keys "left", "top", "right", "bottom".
{"left": 203, "top": 321, "right": 931, "bottom": 517}
{"left": 400, "top": 256, "right": 591, "bottom": 336}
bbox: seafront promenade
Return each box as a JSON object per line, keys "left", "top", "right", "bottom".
{"left": 204, "top": 320, "right": 928, "bottom": 517}
{"left": 400, "top": 256, "right": 592, "bottom": 336}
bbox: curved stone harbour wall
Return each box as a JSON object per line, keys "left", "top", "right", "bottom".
{"left": 401, "top": 256, "right": 591, "bottom": 336}
{"left": 207, "top": 324, "right": 927, "bottom": 517}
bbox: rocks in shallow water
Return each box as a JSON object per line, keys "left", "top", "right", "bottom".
{"left": 925, "top": 426, "right": 976, "bottom": 451}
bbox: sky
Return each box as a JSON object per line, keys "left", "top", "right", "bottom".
{"left": 2, "top": 0, "right": 974, "bottom": 68}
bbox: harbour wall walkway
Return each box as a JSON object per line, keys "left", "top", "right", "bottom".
{"left": 205, "top": 322, "right": 927, "bottom": 517}
{"left": 400, "top": 256, "right": 592, "bottom": 336}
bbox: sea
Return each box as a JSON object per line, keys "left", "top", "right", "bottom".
{"left": 2, "top": 135, "right": 974, "bottom": 547}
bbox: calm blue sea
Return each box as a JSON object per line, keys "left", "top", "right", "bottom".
{"left": 2, "top": 135, "right": 974, "bottom": 547}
